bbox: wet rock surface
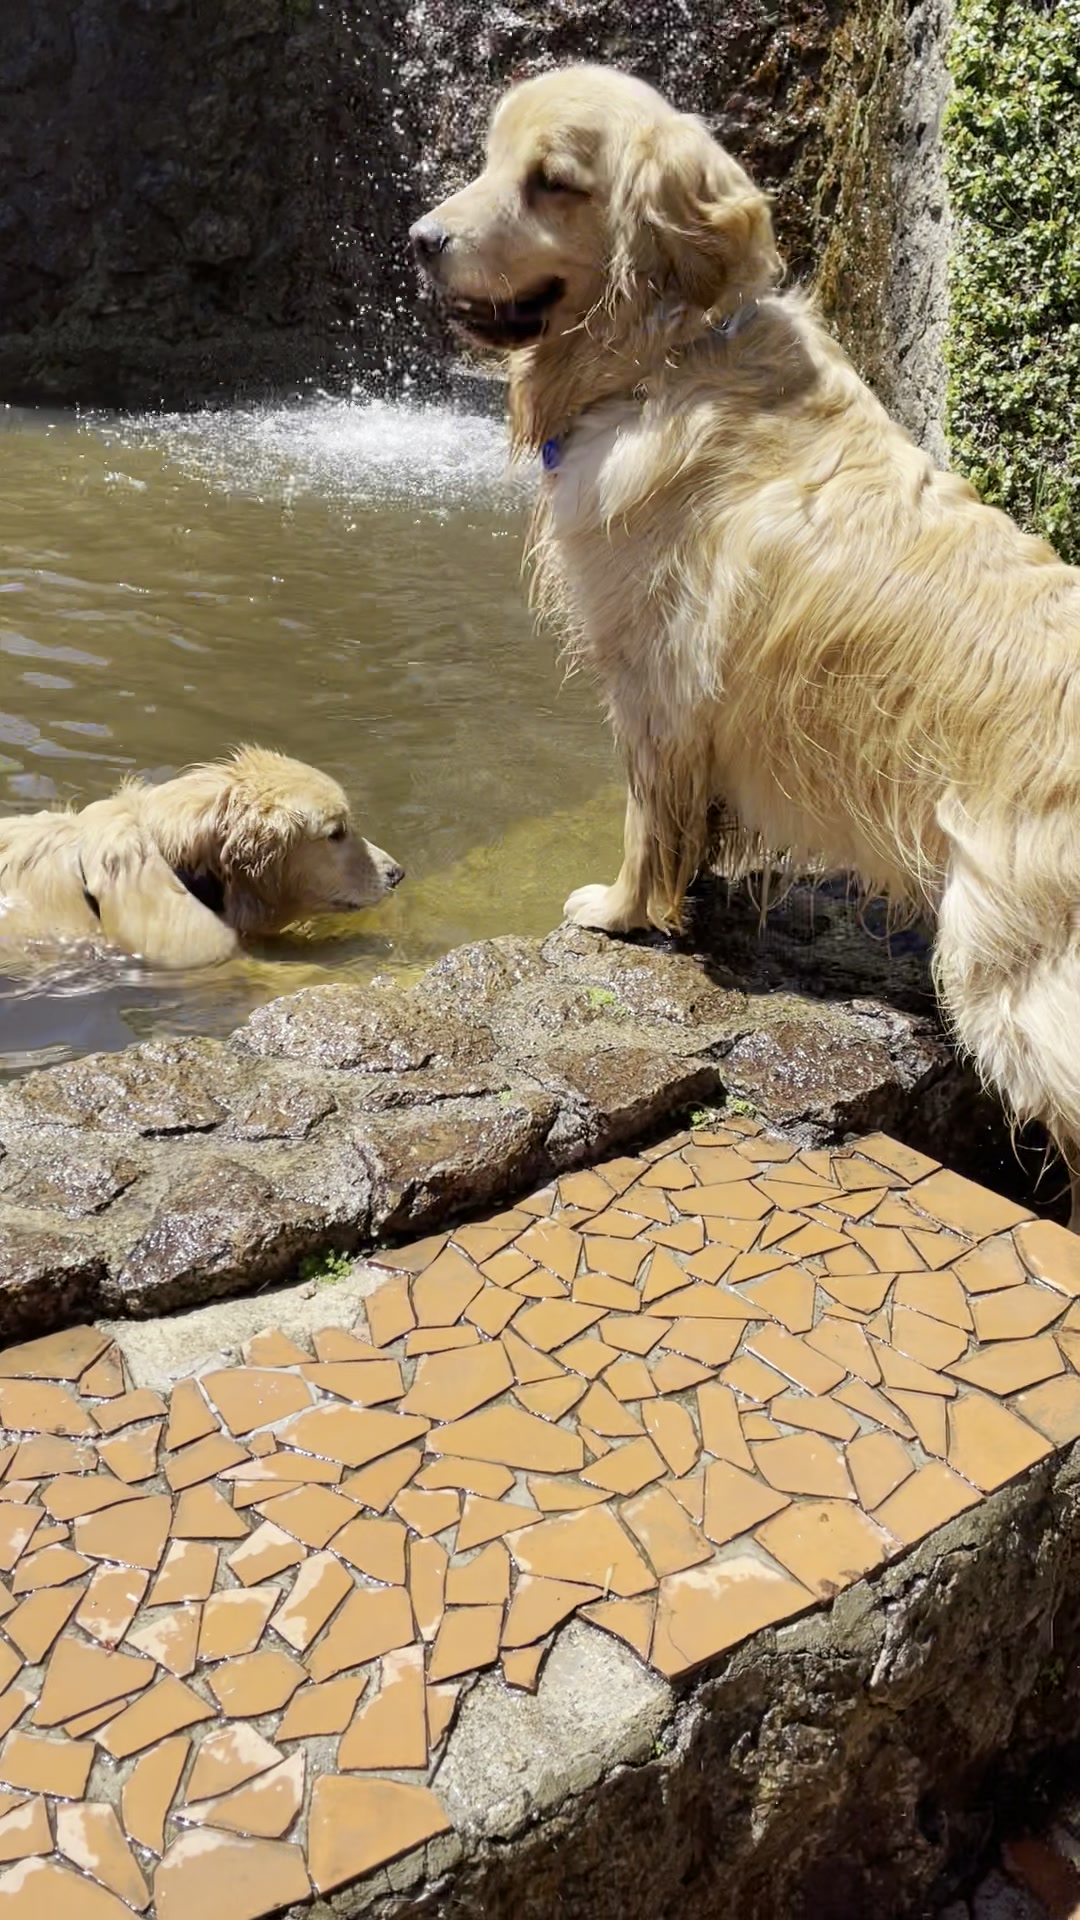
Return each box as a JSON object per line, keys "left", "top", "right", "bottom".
{"left": 0, "top": 877, "right": 1043, "bottom": 1336}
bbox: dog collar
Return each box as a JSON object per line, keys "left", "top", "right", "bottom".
{"left": 541, "top": 437, "right": 561, "bottom": 472}
{"left": 715, "top": 298, "right": 759, "bottom": 339}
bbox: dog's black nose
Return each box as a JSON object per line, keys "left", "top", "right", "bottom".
{"left": 386, "top": 862, "right": 406, "bottom": 890}
{"left": 410, "top": 216, "right": 449, "bottom": 262}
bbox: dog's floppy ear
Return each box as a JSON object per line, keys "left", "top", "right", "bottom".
{"left": 608, "top": 111, "right": 780, "bottom": 313}
{"left": 214, "top": 787, "right": 305, "bottom": 884}
{"left": 79, "top": 800, "right": 238, "bottom": 970}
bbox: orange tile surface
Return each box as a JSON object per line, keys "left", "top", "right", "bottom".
{"left": 0, "top": 1125, "right": 1073, "bottom": 1918}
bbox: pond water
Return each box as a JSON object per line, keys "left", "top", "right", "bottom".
{"left": 0, "top": 395, "right": 622, "bottom": 1073}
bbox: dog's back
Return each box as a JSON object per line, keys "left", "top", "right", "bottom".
{"left": 0, "top": 808, "right": 101, "bottom": 943}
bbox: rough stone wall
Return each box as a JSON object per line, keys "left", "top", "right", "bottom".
{"left": 0, "top": 0, "right": 426, "bottom": 408}
{"left": 0, "top": 0, "right": 869, "bottom": 407}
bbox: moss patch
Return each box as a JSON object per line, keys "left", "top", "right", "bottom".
{"left": 944, "top": 0, "right": 1080, "bottom": 561}
{"left": 811, "top": 0, "right": 904, "bottom": 395}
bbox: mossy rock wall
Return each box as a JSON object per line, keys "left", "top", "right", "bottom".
{"left": 943, "top": 0, "right": 1080, "bottom": 563}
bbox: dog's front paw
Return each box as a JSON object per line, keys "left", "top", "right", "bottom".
{"left": 563, "top": 882, "right": 645, "bottom": 935}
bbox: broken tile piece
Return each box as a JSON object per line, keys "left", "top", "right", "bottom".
{"left": 207, "top": 1650, "right": 306, "bottom": 1717}
{"left": 75, "top": 1494, "right": 172, "bottom": 1571}
{"left": 5, "top": 1588, "right": 82, "bottom": 1664}
{"left": 873, "top": 1461, "right": 981, "bottom": 1546}
{"left": 182, "top": 1751, "right": 305, "bottom": 1839}
{"left": 202, "top": 1368, "right": 312, "bottom": 1436}
{"left": 696, "top": 1383, "right": 753, "bottom": 1470}
{"left": 756, "top": 1499, "right": 891, "bottom": 1599}
{"left": 753, "top": 1433, "right": 854, "bottom": 1500}
{"left": 580, "top": 1436, "right": 666, "bottom": 1496}
{"left": 620, "top": 1485, "right": 713, "bottom": 1577}
{"left": 508, "top": 1507, "right": 655, "bottom": 1597}
{"left": 340, "top": 1446, "right": 423, "bottom": 1513}
{"left": 364, "top": 1273, "right": 417, "bottom": 1347}
{"left": 154, "top": 1829, "right": 310, "bottom": 1920}
{"left": 401, "top": 1342, "right": 514, "bottom": 1423}
{"left": 0, "top": 1326, "right": 109, "bottom": 1382}
{"left": 198, "top": 1587, "right": 279, "bottom": 1662}
{"left": 702, "top": 1459, "right": 790, "bottom": 1546}
{"left": 98, "top": 1678, "right": 215, "bottom": 1760}
{"left": 580, "top": 1596, "right": 656, "bottom": 1664}
{"left": 1014, "top": 1374, "right": 1080, "bottom": 1446}
{"left": 643, "top": 1400, "right": 701, "bottom": 1478}
{"left": 121, "top": 1734, "right": 190, "bottom": 1855}
{"left": 34, "top": 1634, "right": 154, "bottom": 1729}
{"left": 185, "top": 1726, "right": 282, "bottom": 1804}
{"left": 150, "top": 1542, "right": 219, "bottom": 1606}
{"left": 0, "top": 1859, "right": 136, "bottom": 1920}
{"left": 171, "top": 1484, "right": 248, "bottom": 1541}
{"left": 909, "top": 1168, "right": 1031, "bottom": 1237}
{"left": 277, "top": 1674, "right": 369, "bottom": 1740}
{"left": 502, "top": 1643, "right": 548, "bottom": 1692}
{"left": 277, "top": 1405, "right": 429, "bottom": 1471}
{"left": 0, "top": 1730, "right": 94, "bottom": 1798}
{"left": 165, "top": 1433, "right": 251, "bottom": 1491}
{"left": 55, "top": 1800, "right": 150, "bottom": 1909}
{"left": 847, "top": 1431, "right": 916, "bottom": 1512}
{"left": 409, "top": 1537, "right": 449, "bottom": 1640}
{"left": 430, "top": 1406, "right": 584, "bottom": 1473}
{"left": 502, "top": 1575, "right": 600, "bottom": 1647}
{"left": 651, "top": 1556, "right": 814, "bottom": 1677}
{"left": 307, "top": 1586, "right": 415, "bottom": 1683}
{"left": 946, "top": 1392, "right": 1052, "bottom": 1492}
{"left": 164, "top": 1378, "right": 218, "bottom": 1451}
{"left": 306, "top": 1775, "right": 450, "bottom": 1895}
{"left": 427, "top": 1604, "right": 503, "bottom": 1682}
{"left": 125, "top": 1605, "right": 200, "bottom": 1679}
{"left": 254, "top": 1486, "right": 357, "bottom": 1549}
{"left": 0, "top": 1796, "right": 52, "bottom": 1867}
{"left": 947, "top": 1335, "right": 1064, "bottom": 1396}
{"left": 338, "top": 1647, "right": 427, "bottom": 1771}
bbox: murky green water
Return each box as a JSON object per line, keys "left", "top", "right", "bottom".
{"left": 0, "top": 397, "right": 621, "bottom": 1071}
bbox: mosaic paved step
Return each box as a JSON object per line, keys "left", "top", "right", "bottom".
{"left": 0, "top": 1122, "right": 1078, "bottom": 1917}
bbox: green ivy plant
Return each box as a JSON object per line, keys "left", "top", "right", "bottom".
{"left": 944, "top": 0, "right": 1080, "bottom": 561}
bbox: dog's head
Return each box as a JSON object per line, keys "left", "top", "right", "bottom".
{"left": 152, "top": 747, "right": 405, "bottom": 937}
{"left": 411, "top": 66, "right": 779, "bottom": 359}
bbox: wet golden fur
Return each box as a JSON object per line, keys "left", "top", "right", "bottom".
{"left": 417, "top": 64, "right": 1080, "bottom": 1222}
{"left": 0, "top": 747, "right": 403, "bottom": 969}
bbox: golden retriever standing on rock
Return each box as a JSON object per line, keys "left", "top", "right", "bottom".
{"left": 0, "top": 747, "right": 404, "bottom": 969}
{"left": 413, "top": 64, "right": 1080, "bottom": 1224}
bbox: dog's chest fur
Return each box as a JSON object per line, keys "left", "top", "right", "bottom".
{"left": 544, "top": 399, "right": 718, "bottom": 742}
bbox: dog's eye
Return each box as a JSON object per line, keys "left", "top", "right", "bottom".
{"left": 527, "top": 165, "right": 587, "bottom": 201}
{"left": 327, "top": 824, "right": 347, "bottom": 842}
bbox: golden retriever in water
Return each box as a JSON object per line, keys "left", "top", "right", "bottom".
{"left": 413, "top": 64, "right": 1080, "bottom": 1223}
{"left": 0, "top": 747, "right": 404, "bottom": 968}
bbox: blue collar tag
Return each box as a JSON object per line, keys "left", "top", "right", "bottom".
{"left": 541, "top": 437, "right": 561, "bottom": 472}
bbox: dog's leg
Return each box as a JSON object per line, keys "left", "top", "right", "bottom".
{"left": 564, "top": 789, "right": 655, "bottom": 933}
{"left": 936, "top": 812, "right": 1080, "bottom": 1231}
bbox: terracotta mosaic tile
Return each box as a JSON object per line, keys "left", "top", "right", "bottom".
{"left": 651, "top": 1555, "right": 814, "bottom": 1677}
{"left": 0, "top": 1327, "right": 109, "bottom": 1382}
{"left": 1014, "top": 1375, "right": 1080, "bottom": 1445}
{"left": 171, "top": 1485, "right": 248, "bottom": 1540}
{"left": 0, "top": 1796, "right": 53, "bottom": 1867}
{"left": 307, "top": 1774, "right": 450, "bottom": 1895}
{"left": 55, "top": 1801, "right": 149, "bottom": 1908}
{"left": 756, "top": 1500, "right": 891, "bottom": 1598}
{"left": 885, "top": 1388, "right": 948, "bottom": 1456}
{"left": 873, "top": 1461, "right": 981, "bottom": 1545}
{"left": 0, "top": 1730, "right": 94, "bottom": 1798}
{"left": 428, "top": 1605, "right": 503, "bottom": 1682}
{"left": 752, "top": 1434, "right": 854, "bottom": 1500}
{"left": 121, "top": 1734, "right": 190, "bottom": 1854}
{"left": 372, "top": 1232, "right": 448, "bottom": 1273}
{"left": 154, "top": 1829, "right": 310, "bottom": 1920}
{"left": 947, "top": 1334, "right": 1065, "bottom": 1395}
{"left": 11, "top": 1546, "right": 92, "bottom": 1594}
{"left": 910, "top": 1169, "right": 1031, "bottom": 1237}
{"left": 5, "top": 1589, "right": 82, "bottom": 1664}
{"left": 400, "top": 1342, "right": 513, "bottom": 1423}
{"left": 888, "top": 1306, "right": 970, "bottom": 1371}
{"left": 508, "top": 1507, "right": 655, "bottom": 1596}
{"left": 946, "top": 1392, "right": 1052, "bottom": 1491}
{"left": 847, "top": 1430, "right": 916, "bottom": 1510}
{"left": 363, "top": 1273, "right": 416, "bottom": 1347}
{"left": 2, "top": 1129, "right": 1078, "bottom": 1917}
{"left": 307, "top": 1586, "right": 415, "bottom": 1683}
